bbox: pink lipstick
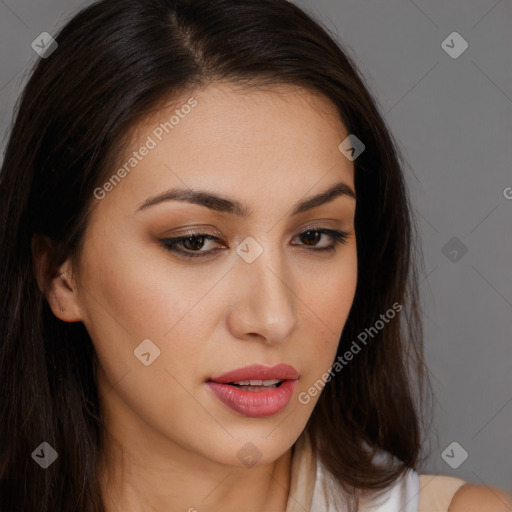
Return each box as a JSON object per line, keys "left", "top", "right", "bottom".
{"left": 205, "top": 364, "right": 299, "bottom": 418}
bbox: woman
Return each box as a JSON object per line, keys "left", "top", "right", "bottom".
{"left": 0, "top": 0, "right": 509, "bottom": 511}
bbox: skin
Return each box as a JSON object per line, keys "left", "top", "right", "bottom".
{"left": 33, "top": 82, "right": 512, "bottom": 511}
{"left": 450, "top": 484, "right": 512, "bottom": 512}
{"left": 39, "top": 82, "right": 359, "bottom": 512}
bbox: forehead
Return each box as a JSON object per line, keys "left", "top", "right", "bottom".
{"left": 129, "top": 81, "right": 349, "bottom": 160}
{"left": 94, "top": 82, "right": 354, "bottom": 217}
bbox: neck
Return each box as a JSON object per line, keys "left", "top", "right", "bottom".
{"left": 98, "top": 435, "right": 292, "bottom": 512}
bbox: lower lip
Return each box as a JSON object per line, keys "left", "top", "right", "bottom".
{"left": 205, "top": 379, "right": 298, "bottom": 418}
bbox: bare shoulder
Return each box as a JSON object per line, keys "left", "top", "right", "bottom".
{"left": 449, "top": 483, "right": 512, "bottom": 512}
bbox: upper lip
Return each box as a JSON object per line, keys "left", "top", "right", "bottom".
{"left": 208, "top": 364, "right": 299, "bottom": 383}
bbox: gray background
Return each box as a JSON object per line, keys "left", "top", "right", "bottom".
{"left": 1, "top": 0, "right": 511, "bottom": 494}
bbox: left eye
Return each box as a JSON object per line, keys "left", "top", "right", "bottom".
{"left": 160, "top": 228, "right": 349, "bottom": 259}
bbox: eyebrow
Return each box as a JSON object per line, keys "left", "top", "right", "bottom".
{"left": 136, "top": 181, "right": 356, "bottom": 217}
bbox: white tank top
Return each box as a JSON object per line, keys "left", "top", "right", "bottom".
{"left": 285, "top": 433, "right": 421, "bottom": 512}
{"left": 311, "top": 458, "right": 420, "bottom": 511}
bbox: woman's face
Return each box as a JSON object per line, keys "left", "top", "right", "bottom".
{"left": 65, "top": 83, "right": 357, "bottom": 468}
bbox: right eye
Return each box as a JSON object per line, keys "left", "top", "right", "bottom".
{"left": 160, "top": 233, "right": 227, "bottom": 258}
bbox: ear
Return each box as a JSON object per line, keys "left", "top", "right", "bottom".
{"left": 32, "top": 234, "right": 84, "bottom": 322}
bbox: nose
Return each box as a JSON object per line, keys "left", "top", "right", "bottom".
{"left": 226, "top": 247, "right": 299, "bottom": 345}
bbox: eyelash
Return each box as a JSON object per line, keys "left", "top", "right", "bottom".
{"left": 160, "top": 228, "right": 349, "bottom": 259}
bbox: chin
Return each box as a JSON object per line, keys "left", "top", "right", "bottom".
{"left": 201, "top": 424, "right": 303, "bottom": 469}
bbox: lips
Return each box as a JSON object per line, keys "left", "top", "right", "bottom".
{"left": 207, "top": 363, "right": 300, "bottom": 384}
{"left": 205, "top": 364, "right": 300, "bottom": 418}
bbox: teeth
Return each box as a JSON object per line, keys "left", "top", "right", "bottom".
{"left": 238, "top": 385, "right": 277, "bottom": 391}
{"left": 232, "top": 379, "right": 281, "bottom": 386}
{"left": 262, "top": 379, "right": 281, "bottom": 386}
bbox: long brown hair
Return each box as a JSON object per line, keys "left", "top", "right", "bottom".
{"left": 0, "top": 0, "right": 432, "bottom": 510}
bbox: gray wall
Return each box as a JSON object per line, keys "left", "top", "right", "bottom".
{"left": 1, "top": 0, "right": 511, "bottom": 494}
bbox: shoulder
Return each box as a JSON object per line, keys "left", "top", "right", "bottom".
{"left": 448, "top": 483, "right": 512, "bottom": 512}
{"left": 419, "top": 474, "right": 512, "bottom": 512}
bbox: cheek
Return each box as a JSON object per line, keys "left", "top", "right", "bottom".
{"left": 81, "top": 238, "right": 222, "bottom": 337}
{"left": 299, "top": 251, "right": 357, "bottom": 374}
{"left": 78, "top": 243, "right": 229, "bottom": 435}
{"left": 77, "top": 234, "right": 233, "bottom": 392}
{"left": 307, "top": 250, "right": 357, "bottom": 332}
